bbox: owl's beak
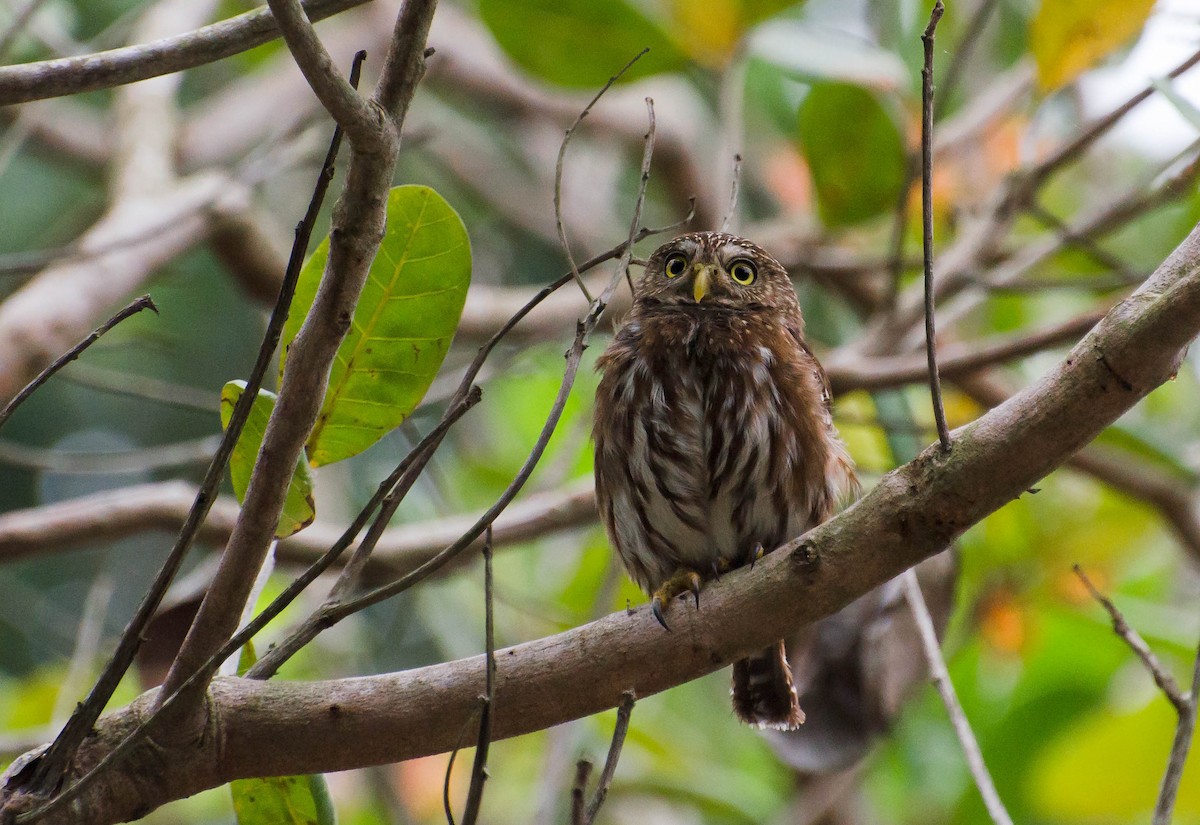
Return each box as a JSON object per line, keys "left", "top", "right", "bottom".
{"left": 692, "top": 263, "right": 714, "bottom": 302}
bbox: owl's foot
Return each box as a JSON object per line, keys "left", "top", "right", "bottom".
{"left": 650, "top": 568, "right": 703, "bottom": 631}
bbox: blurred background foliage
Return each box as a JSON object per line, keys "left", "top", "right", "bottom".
{"left": 1, "top": 0, "right": 1200, "bottom": 823}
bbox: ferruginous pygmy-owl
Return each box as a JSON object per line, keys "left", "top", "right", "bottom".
{"left": 592, "top": 231, "right": 857, "bottom": 730}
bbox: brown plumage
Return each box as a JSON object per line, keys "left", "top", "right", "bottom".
{"left": 592, "top": 231, "right": 856, "bottom": 730}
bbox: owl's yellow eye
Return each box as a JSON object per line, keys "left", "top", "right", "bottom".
{"left": 730, "top": 259, "right": 757, "bottom": 285}
{"left": 664, "top": 253, "right": 688, "bottom": 278}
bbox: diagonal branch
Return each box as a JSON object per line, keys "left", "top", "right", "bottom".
{"left": 6, "top": 213, "right": 1200, "bottom": 825}
{"left": 0, "top": 0, "right": 368, "bottom": 105}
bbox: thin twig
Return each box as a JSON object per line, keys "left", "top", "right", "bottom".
{"left": 461, "top": 527, "right": 496, "bottom": 825}
{"left": 0, "top": 0, "right": 53, "bottom": 60}
{"left": 15, "top": 49, "right": 366, "bottom": 808}
{"left": 1154, "top": 639, "right": 1200, "bottom": 825}
{"left": 442, "top": 702, "right": 483, "bottom": 825}
{"left": 902, "top": 570, "right": 1013, "bottom": 825}
{"left": 582, "top": 690, "right": 636, "bottom": 825}
{"left": 719, "top": 153, "right": 742, "bottom": 234}
{"left": 0, "top": 294, "right": 157, "bottom": 430}
{"left": 1027, "top": 47, "right": 1200, "bottom": 193}
{"left": 921, "top": 0, "right": 951, "bottom": 452}
{"left": 570, "top": 761, "right": 592, "bottom": 825}
{"left": 1073, "top": 565, "right": 1188, "bottom": 714}
{"left": 554, "top": 49, "right": 648, "bottom": 302}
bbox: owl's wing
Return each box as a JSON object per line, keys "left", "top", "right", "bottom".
{"left": 785, "top": 320, "right": 861, "bottom": 504}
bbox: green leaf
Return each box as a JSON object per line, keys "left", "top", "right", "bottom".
{"left": 283, "top": 185, "right": 472, "bottom": 467}
{"left": 231, "top": 775, "right": 337, "bottom": 825}
{"left": 1030, "top": 0, "right": 1156, "bottom": 92}
{"left": 478, "top": 0, "right": 687, "bottom": 88}
{"left": 796, "top": 82, "right": 907, "bottom": 227}
{"left": 1028, "top": 696, "right": 1200, "bottom": 819}
{"left": 220, "top": 381, "right": 316, "bottom": 538}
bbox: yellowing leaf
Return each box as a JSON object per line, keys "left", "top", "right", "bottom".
{"left": 282, "top": 185, "right": 471, "bottom": 467}
{"left": 668, "top": 0, "right": 802, "bottom": 65}
{"left": 1030, "top": 0, "right": 1157, "bottom": 92}
{"left": 220, "top": 381, "right": 316, "bottom": 539}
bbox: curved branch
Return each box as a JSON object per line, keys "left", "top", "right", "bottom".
{"left": 5, "top": 220, "right": 1200, "bottom": 825}
{"left": 0, "top": 0, "right": 368, "bottom": 105}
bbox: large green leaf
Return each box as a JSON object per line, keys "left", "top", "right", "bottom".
{"left": 478, "top": 0, "right": 687, "bottom": 88}
{"left": 1028, "top": 696, "right": 1200, "bottom": 819}
{"left": 283, "top": 185, "right": 471, "bottom": 467}
{"left": 220, "top": 381, "right": 316, "bottom": 538}
{"left": 796, "top": 82, "right": 907, "bottom": 227}
{"left": 230, "top": 775, "right": 336, "bottom": 825}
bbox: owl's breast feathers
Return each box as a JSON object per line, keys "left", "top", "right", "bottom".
{"left": 593, "top": 305, "right": 855, "bottom": 593}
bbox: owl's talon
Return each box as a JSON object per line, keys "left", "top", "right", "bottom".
{"left": 649, "top": 567, "right": 704, "bottom": 630}
{"left": 651, "top": 597, "right": 671, "bottom": 631}
{"left": 748, "top": 543, "right": 765, "bottom": 570}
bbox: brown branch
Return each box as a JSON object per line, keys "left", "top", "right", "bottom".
{"left": 825, "top": 309, "right": 1105, "bottom": 394}
{"left": 554, "top": 49, "right": 649, "bottom": 302}
{"left": 156, "top": 0, "right": 437, "bottom": 711}
{"left": 5, "top": 205, "right": 1200, "bottom": 825}
{"left": 0, "top": 0, "right": 368, "bottom": 105}
{"left": 1073, "top": 565, "right": 1188, "bottom": 714}
{"left": 921, "top": 0, "right": 950, "bottom": 451}
{"left": 902, "top": 571, "right": 1012, "bottom": 825}
{"left": 0, "top": 295, "right": 156, "bottom": 430}
{"left": 581, "top": 690, "right": 635, "bottom": 825}
{"left": 1154, "top": 641, "right": 1200, "bottom": 825}
{"left": 959, "top": 374, "right": 1200, "bottom": 564}
{"left": 264, "top": 0, "right": 375, "bottom": 141}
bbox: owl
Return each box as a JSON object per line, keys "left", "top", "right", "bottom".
{"left": 592, "top": 231, "right": 856, "bottom": 730}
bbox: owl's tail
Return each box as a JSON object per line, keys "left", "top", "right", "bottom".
{"left": 732, "top": 640, "right": 805, "bottom": 730}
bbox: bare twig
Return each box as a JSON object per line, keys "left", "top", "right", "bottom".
{"left": 0, "top": 0, "right": 53, "bottom": 60}
{"left": 0, "top": 436, "right": 218, "bottom": 475}
{"left": 921, "top": 1, "right": 951, "bottom": 452}
{"left": 442, "top": 702, "right": 483, "bottom": 825}
{"left": 0, "top": 295, "right": 156, "bottom": 431}
{"left": 1154, "top": 640, "right": 1200, "bottom": 825}
{"left": 570, "top": 761, "right": 592, "bottom": 825}
{"left": 582, "top": 690, "right": 636, "bottom": 825}
{"left": 901, "top": 570, "right": 1013, "bottom": 825}
{"left": 719, "top": 153, "right": 743, "bottom": 235}
{"left": 265, "top": 0, "right": 374, "bottom": 141}
{"left": 1073, "top": 565, "right": 1188, "bottom": 714}
{"left": 460, "top": 527, "right": 496, "bottom": 825}
{"left": 0, "top": 0, "right": 368, "bottom": 105}
{"left": 554, "top": 49, "right": 648, "bottom": 302}
{"left": 1026, "top": 47, "right": 1200, "bottom": 193}
{"left": 826, "top": 308, "right": 1104, "bottom": 394}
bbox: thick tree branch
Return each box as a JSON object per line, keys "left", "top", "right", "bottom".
{"left": 157, "top": 0, "right": 438, "bottom": 712}
{"left": 5, "top": 219, "right": 1200, "bottom": 825}
{"left": 0, "top": 0, "right": 368, "bottom": 105}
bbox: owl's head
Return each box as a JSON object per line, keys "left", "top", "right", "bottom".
{"left": 636, "top": 231, "right": 794, "bottom": 310}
